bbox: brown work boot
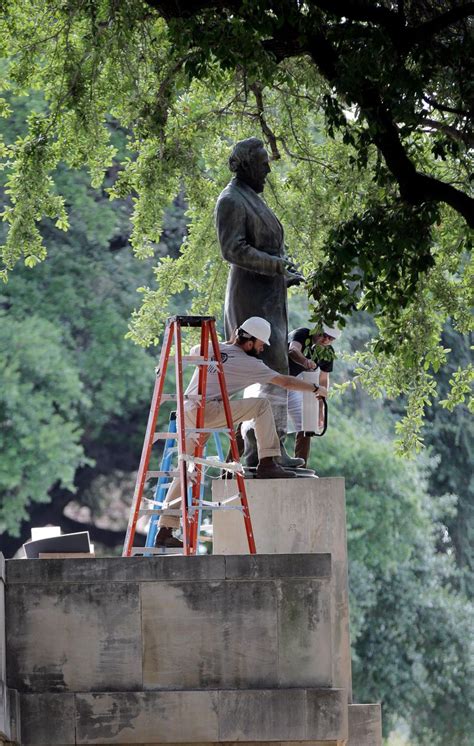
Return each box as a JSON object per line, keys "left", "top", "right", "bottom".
{"left": 155, "top": 527, "right": 183, "bottom": 548}
{"left": 256, "top": 457, "right": 296, "bottom": 479}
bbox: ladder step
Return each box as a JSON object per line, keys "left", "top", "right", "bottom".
{"left": 180, "top": 454, "right": 244, "bottom": 472}
{"left": 139, "top": 503, "right": 243, "bottom": 515}
{"left": 146, "top": 470, "right": 180, "bottom": 478}
{"left": 131, "top": 547, "right": 183, "bottom": 556}
{"left": 185, "top": 427, "right": 231, "bottom": 433}
{"left": 142, "top": 507, "right": 180, "bottom": 515}
{"left": 159, "top": 394, "right": 203, "bottom": 402}
{"left": 153, "top": 432, "right": 178, "bottom": 440}
{"left": 182, "top": 356, "right": 210, "bottom": 364}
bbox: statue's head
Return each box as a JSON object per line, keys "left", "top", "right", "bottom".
{"left": 229, "top": 137, "right": 270, "bottom": 193}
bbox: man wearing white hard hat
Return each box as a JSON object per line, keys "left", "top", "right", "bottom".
{"left": 287, "top": 322, "right": 341, "bottom": 467}
{"left": 155, "top": 316, "right": 328, "bottom": 548}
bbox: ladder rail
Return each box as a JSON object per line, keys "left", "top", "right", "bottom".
{"left": 123, "top": 322, "right": 174, "bottom": 557}
{"left": 209, "top": 322, "right": 257, "bottom": 554}
{"left": 144, "top": 415, "right": 178, "bottom": 553}
{"left": 174, "top": 321, "right": 191, "bottom": 555}
{"left": 189, "top": 321, "right": 210, "bottom": 553}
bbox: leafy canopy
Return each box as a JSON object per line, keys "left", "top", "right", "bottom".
{"left": 0, "top": 1, "right": 472, "bottom": 452}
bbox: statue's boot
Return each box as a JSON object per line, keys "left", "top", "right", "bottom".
{"left": 276, "top": 431, "right": 305, "bottom": 469}
{"left": 295, "top": 432, "right": 311, "bottom": 467}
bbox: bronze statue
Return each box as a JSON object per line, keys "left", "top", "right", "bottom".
{"left": 215, "top": 137, "right": 304, "bottom": 467}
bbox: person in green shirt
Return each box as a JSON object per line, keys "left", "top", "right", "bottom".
{"left": 287, "top": 323, "right": 340, "bottom": 467}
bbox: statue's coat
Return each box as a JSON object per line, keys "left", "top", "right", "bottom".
{"left": 215, "top": 177, "right": 289, "bottom": 376}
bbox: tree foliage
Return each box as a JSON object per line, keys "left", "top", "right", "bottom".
{"left": 0, "top": 0, "right": 472, "bottom": 451}
{"left": 311, "top": 409, "right": 474, "bottom": 744}
{"left": 0, "top": 95, "right": 163, "bottom": 534}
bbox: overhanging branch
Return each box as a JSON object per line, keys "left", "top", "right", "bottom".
{"left": 408, "top": 3, "right": 474, "bottom": 45}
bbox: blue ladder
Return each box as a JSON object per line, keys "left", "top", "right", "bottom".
{"left": 145, "top": 411, "right": 225, "bottom": 552}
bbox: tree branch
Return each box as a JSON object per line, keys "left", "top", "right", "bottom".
{"left": 138, "top": 0, "right": 474, "bottom": 226}
{"left": 249, "top": 82, "right": 281, "bottom": 159}
{"left": 408, "top": 3, "right": 474, "bottom": 45}
{"left": 308, "top": 0, "right": 400, "bottom": 28}
{"left": 423, "top": 95, "right": 471, "bottom": 118}
{"left": 421, "top": 118, "right": 473, "bottom": 147}
{"left": 304, "top": 32, "right": 474, "bottom": 227}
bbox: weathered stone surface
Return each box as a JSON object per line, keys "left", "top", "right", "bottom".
{"left": 7, "top": 688, "right": 20, "bottom": 745}
{"left": 306, "top": 689, "right": 348, "bottom": 741}
{"left": 76, "top": 691, "right": 219, "bottom": 744}
{"left": 212, "top": 478, "right": 352, "bottom": 698}
{"left": 0, "top": 683, "right": 7, "bottom": 742}
{"left": 142, "top": 580, "right": 278, "bottom": 689}
{"left": 213, "top": 478, "right": 346, "bottom": 555}
{"left": 56, "top": 740, "right": 347, "bottom": 746}
{"left": 277, "top": 580, "right": 331, "bottom": 687}
{"left": 0, "top": 555, "right": 5, "bottom": 687}
{"left": 218, "top": 689, "right": 346, "bottom": 742}
{"left": 0, "top": 555, "right": 15, "bottom": 746}
{"left": 348, "top": 704, "right": 382, "bottom": 746}
{"left": 6, "top": 583, "right": 142, "bottom": 693}
{"left": 6, "top": 556, "right": 226, "bottom": 585}
{"left": 20, "top": 693, "right": 75, "bottom": 745}
{"left": 218, "top": 689, "right": 305, "bottom": 742}
{"left": 224, "top": 554, "right": 331, "bottom": 580}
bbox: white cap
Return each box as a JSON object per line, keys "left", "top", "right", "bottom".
{"left": 322, "top": 322, "right": 341, "bottom": 340}
{"left": 239, "top": 317, "right": 272, "bottom": 345}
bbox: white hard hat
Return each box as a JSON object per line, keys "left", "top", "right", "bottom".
{"left": 322, "top": 322, "right": 341, "bottom": 340}
{"left": 239, "top": 317, "right": 272, "bottom": 345}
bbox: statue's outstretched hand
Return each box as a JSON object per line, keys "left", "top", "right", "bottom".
{"left": 285, "top": 269, "right": 305, "bottom": 287}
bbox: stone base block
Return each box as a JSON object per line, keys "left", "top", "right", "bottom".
{"left": 19, "top": 689, "right": 348, "bottom": 745}
{"left": 6, "top": 555, "right": 332, "bottom": 694}
{"left": 212, "top": 478, "right": 351, "bottom": 697}
{"left": 0, "top": 684, "right": 19, "bottom": 745}
{"left": 348, "top": 704, "right": 382, "bottom": 746}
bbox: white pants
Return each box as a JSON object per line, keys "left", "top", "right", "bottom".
{"left": 158, "top": 397, "right": 280, "bottom": 529}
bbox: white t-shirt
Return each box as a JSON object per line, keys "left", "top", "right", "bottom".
{"left": 185, "top": 343, "right": 277, "bottom": 400}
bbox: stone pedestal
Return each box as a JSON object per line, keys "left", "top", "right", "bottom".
{"left": 5, "top": 554, "right": 348, "bottom": 746}
{"left": 212, "top": 477, "right": 382, "bottom": 746}
{"left": 2, "top": 477, "right": 382, "bottom": 745}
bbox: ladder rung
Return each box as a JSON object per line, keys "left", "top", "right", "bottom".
{"left": 131, "top": 547, "right": 183, "bottom": 555}
{"left": 180, "top": 454, "right": 244, "bottom": 472}
{"left": 197, "top": 505, "right": 244, "bottom": 511}
{"left": 159, "top": 394, "right": 203, "bottom": 401}
{"left": 146, "top": 470, "right": 180, "bottom": 478}
{"left": 153, "top": 432, "right": 177, "bottom": 440}
{"left": 185, "top": 427, "right": 231, "bottom": 433}
{"left": 182, "top": 356, "right": 210, "bottom": 364}
{"left": 139, "top": 509, "right": 182, "bottom": 515}
{"left": 201, "top": 495, "right": 241, "bottom": 505}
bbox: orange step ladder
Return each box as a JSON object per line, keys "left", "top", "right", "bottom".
{"left": 123, "top": 315, "right": 256, "bottom": 557}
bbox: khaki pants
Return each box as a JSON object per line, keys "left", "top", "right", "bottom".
{"left": 158, "top": 397, "right": 280, "bottom": 529}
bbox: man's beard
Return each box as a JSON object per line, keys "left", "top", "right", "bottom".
{"left": 245, "top": 347, "right": 261, "bottom": 358}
